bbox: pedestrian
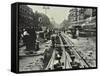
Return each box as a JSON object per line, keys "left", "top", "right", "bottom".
{"left": 28, "top": 27, "right": 37, "bottom": 51}
{"left": 70, "top": 55, "right": 81, "bottom": 69}
{"left": 22, "top": 28, "right": 30, "bottom": 51}
{"left": 76, "top": 28, "right": 79, "bottom": 40}
{"left": 51, "top": 33, "right": 56, "bottom": 48}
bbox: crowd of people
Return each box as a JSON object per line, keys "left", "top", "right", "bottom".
{"left": 19, "top": 26, "right": 55, "bottom": 54}
{"left": 21, "top": 27, "right": 37, "bottom": 53}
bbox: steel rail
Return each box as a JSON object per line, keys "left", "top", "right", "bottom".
{"left": 61, "top": 33, "right": 90, "bottom": 68}
{"left": 45, "top": 35, "right": 72, "bottom": 70}
{"left": 59, "top": 35, "right": 72, "bottom": 69}
{"left": 45, "top": 50, "right": 56, "bottom": 70}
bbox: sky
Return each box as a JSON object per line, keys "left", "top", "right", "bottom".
{"left": 28, "top": 5, "right": 72, "bottom": 25}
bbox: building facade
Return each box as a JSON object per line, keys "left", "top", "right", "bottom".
{"left": 68, "top": 8, "right": 96, "bottom": 26}
{"left": 19, "top": 5, "right": 34, "bottom": 31}
{"left": 68, "top": 7, "right": 96, "bottom": 36}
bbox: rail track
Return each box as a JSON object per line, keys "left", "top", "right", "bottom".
{"left": 60, "top": 33, "right": 90, "bottom": 68}
{"left": 45, "top": 34, "right": 72, "bottom": 70}
{"left": 45, "top": 32, "right": 92, "bottom": 70}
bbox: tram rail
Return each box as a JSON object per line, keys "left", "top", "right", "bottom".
{"left": 45, "top": 32, "right": 93, "bottom": 70}
{"left": 60, "top": 33, "right": 90, "bottom": 68}
{"left": 45, "top": 34, "right": 72, "bottom": 70}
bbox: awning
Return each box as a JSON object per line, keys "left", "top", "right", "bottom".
{"left": 84, "top": 29, "right": 96, "bottom": 32}
{"left": 82, "top": 22, "right": 96, "bottom": 28}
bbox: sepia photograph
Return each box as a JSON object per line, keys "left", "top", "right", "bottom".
{"left": 18, "top": 4, "right": 97, "bottom": 72}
